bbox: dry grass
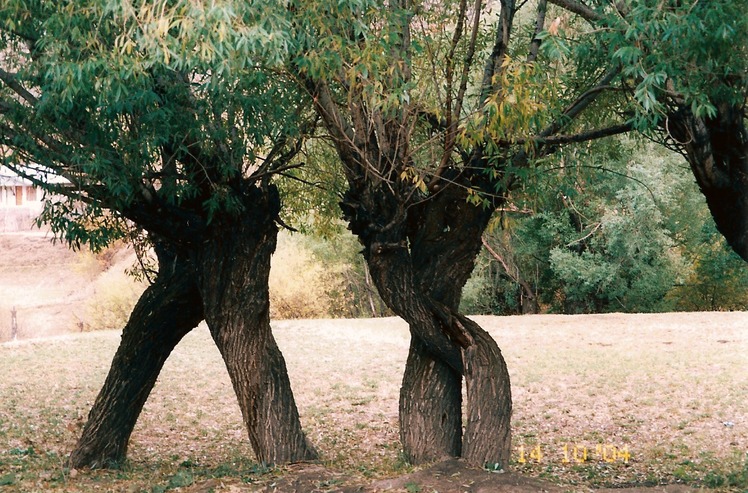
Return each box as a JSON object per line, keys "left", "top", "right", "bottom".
{"left": 0, "top": 232, "right": 144, "bottom": 339}
{"left": 269, "top": 235, "right": 341, "bottom": 320}
{"left": 0, "top": 313, "right": 746, "bottom": 492}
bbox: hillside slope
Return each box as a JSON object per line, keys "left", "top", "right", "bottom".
{"left": 0, "top": 231, "right": 140, "bottom": 341}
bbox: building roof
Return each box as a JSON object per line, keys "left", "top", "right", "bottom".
{"left": 0, "top": 165, "right": 70, "bottom": 187}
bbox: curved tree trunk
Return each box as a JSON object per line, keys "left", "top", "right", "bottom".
{"left": 197, "top": 187, "right": 318, "bottom": 465}
{"left": 366, "top": 238, "right": 513, "bottom": 468}
{"left": 69, "top": 249, "right": 203, "bottom": 469}
{"left": 72, "top": 187, "right": 318, "bottom": 468}
{"left": 459, "top": 315, "right": 513, "bottom": 466}
{"left": 668, "top": 104, "right": 748, "bottom": 261}
{"left": 409, "top": 183, "right": 512, "bottom": 467}
{"left": 398, "top": 337, "right": 462, "bottom": 463}
{"left": 351, "top": 181, "right": 513, "bottom": 468}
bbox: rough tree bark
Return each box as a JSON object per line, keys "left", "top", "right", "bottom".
{"left": 343, "top": 178, "right": 513, "bottom": 468}
{"left": 71, "top": 185, "right": 318, "bottom": 467}
{"left": 69, "top": 247, "right": 203, "bottom": 468}
{"left": 408, "top": 180, "right": 512, "bottom": 467}
{"left": 197, "top": 186, "right": 318, "bottom": 464}
{"left": 398, "top": 337, "right": 463, "bottom": 463}
{"left": 668, "top": 104, "right": 748, "bottom": 261}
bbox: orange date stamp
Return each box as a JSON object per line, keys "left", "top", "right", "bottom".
{"left": 516, "top": 443, "right": 631, "bottom": 464}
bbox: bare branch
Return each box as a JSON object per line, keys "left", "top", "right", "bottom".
{"left": 564, "top": 67, "right": 620, "bottom": 119}
{"left": 547, "top": 0, "right": 603, "bottom": 22}
{"left": 249, "top": 163, "right": 305, "bottom": 185}
{"left": 566, "top": 222, "right": 602, "bottom": 247}
{"left": 0, "top": 68, "right": 38, "bottom": 106}
{"left": 481, "top": 236, "right": 536, "bottom": 300}
{"left": 445, "top": 0, "right": 470, "bottom": 124}
{"left": 455, "top": 0, "right": 483, "bottom": 116}
{"left": 479, "top": 0, "right": 517, "bottom": 102}
{"left": 527, "top": 0, "right": 548, "bottom": 63}
{"left": 431, "top": 0, "right": 483, "bottom": 188}
{"left": 541, "top": 65, "right": 621, "bottom": 138}
{"left": 301, "top": 76, "right": 373, "bottom": 185}
{"left": 506, "top": 122, "right": 633, "bottom": 147}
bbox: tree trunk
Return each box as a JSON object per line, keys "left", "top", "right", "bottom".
{"left": 668, "top": 104, "right": 748, "bottom": 261}
{"left": 409, "top": 183, "right": 512, "bottom": 468}
{"left": 196, "top": 187, "right": 318, "bottom": 465}
{"left": 69, "top": 250, "right": 203, "bottom": 469}
{"left": 350, "top": 181, "right": 513, "bottom": 468}
{"left": 399, "top": 337, "right": 462, "bottom": 463}
{"left": 459, "top": 315, "right": 512, "bottom": 467}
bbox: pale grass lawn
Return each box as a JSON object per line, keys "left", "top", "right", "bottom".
{"left": 0, "top": 312, "right": 746, "bottom": 492}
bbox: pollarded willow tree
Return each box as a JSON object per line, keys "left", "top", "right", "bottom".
{"left": 292, "top": 0, "right": 746, "bottom": 468}
{"left": 0, "top": 0, "right": 318, "bottom": 467}
{"left": 292, "top": 0, "right": 635, "bottom": 467}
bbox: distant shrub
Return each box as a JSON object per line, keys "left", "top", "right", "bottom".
{"left": 269, "top": 234, "right": 340, "bottom": 319}
{"left": 84, "top": 265, "right": 146, "bottom": 331}
{"left": 269, "top": 231, "right": 389, "bottom": 319}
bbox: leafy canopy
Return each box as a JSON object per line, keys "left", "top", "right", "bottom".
{"left": 0, "top": 0, "right": 306, "bottom": 250}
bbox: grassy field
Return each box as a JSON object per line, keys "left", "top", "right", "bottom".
{"left": 0, "top": 312, "right": 746, "bottom": 492}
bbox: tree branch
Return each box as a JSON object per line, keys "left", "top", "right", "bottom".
{"left": 512, "top": 122, "right": 633, "bottom": 147}
{"left": 553, "top": 66, "right": 621, "bottom": 133}
{"left": 301, "top": 77, "right": 368, "bottom": 184}
{"left": 481, "top": 235, "right": 536, "bottom": 302}
{"left": 479, "top": 0, "right": 517, "bottom": 102}
{"left": 0, "top": 68, "right": 39, "bottom": 106}
{"left": 431, "top": 0, "right": 484, "bottom": 188}
{"left": 527, "top": 0, "right": 548, "bottom": 63}
{"left": 547, "top": 0, "right": 602, "bottom": 22}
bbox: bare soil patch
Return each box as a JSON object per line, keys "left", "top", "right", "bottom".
{"left": 212, "top": 458, "right": 703, "bottom": 492}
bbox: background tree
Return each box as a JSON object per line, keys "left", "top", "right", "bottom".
{"left": 546, "top": 0, "right": 748, "bottom": 260}
{"left": 0, "top": 0, "right": 317, "bottom": 467}
{"left": 468, "top": 141, "right": 686, "bottom": 315}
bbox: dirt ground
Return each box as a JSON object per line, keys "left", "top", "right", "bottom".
{"left": 178, "top": 459, "right": 704, "bottom": 492}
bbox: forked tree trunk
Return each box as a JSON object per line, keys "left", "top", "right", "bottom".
{"left": 197, "top": 187, "right": 318, "bottom": 465}
{"left": 367, "top": 240, "right": 513, "bottom": 468}
{"left": 408, "top": 183, "right": 512, "bottom": 467}
{"left": 69, "top": 250, "right": 203, "bottom": 469}
{"left": 351, "top": 183, "right": 513, "bottom": 468}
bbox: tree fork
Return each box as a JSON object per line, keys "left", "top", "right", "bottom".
{"left": 363, "top": 217, "right": 513, "bottom": 467}
{"left": 69, "top": 252, "right": 203, "bottom": 469}
{"left": 410, "top": 181, "right": 513, "bottom": 468}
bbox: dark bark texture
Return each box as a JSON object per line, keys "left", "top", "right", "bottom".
{"left": 69, "top": 249, "right": 203, "bottom": 468}
{"left": 398, "top": 337, "right": 462, "bottom": 463}
{"left": 669, "top": 104, "right": 748, "bottom": 261}
{"left": 343, "top": 177, "right": 513, "bottom": 468}
{"left": 196, "top": 186, "right": 318, "bottom": 464}
{"left": 71, "top": 186, "right": 318, "bottom": 467}
{"left": 409, "top": 181, "right": 512, "bottom": 467}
